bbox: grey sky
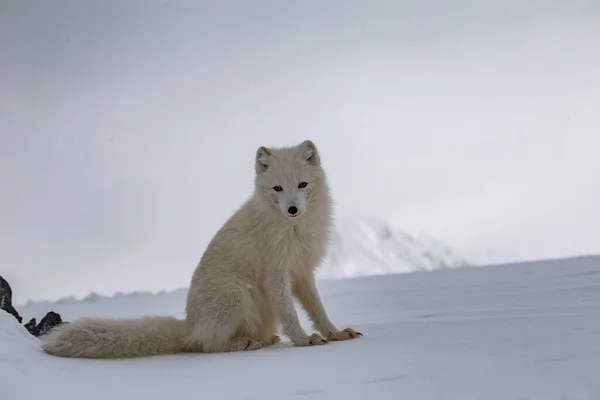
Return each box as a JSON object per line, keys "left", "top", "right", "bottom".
{"left": 1, "top": 0, "right": 599, "bottom": 304}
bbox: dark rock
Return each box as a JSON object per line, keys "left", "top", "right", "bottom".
{"left": 1, "top": 275, "right": 67, "bottom": 336}
{"left": 0, "top": 275, "right": 23, "bottom": 323}
{"left": 24, "top": 318, "right": 37, "bottom": 335}
{"left": 34, "top": 311, "right": 64, "bottom": 337}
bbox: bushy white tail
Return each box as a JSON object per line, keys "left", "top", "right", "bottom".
{"left": 41, "top": 316, "right": 187, "bottom": 359}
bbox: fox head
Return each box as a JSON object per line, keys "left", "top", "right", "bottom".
{"left": 254, "top": 140, "right": 325, "bottom": 220}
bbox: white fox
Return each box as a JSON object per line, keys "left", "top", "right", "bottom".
{"left": 42, "top": 140, "right": 361, "bottom": 359}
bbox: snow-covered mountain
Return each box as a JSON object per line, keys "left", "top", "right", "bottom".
{"left": 319, "top": 217, "right": 469, "bottom": 279}
{"left": 19, "top": 217, "right": 469, "bottom": 308}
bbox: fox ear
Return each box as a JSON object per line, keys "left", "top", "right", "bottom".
{"left": 298, "top": 140, "right": 320, "bottom": 166}
{"left": 255, "top": 146, "right": 271, "bottom": 174}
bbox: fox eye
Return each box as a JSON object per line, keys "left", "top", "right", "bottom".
{"left": 298, "top": 182, "right": 307, "bottom": 188}
{"left": 273, "top": 186, "right": 283, "bottom": 192}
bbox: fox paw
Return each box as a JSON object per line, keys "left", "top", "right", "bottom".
{"left": 268, "top": 335, "right": 281, "bottom": 345}
{"left": 327, "top": 327, "right": 363, "bottom": 341}
{"left": 229, "top": 337, "right": 263, "bottom": 352}
{"left": 307, "top": 333, "right": 328, "bottom": 346}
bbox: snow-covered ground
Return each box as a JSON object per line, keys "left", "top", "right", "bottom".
{"left": 2, "top": 255, "right": 599, "bottom": 400}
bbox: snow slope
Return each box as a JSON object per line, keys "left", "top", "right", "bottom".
{"left": 3, "top": 255, "right": 600, "bottom": 400}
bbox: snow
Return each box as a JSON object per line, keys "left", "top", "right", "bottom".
{"left": 2, "top": 255, "right": 599, "bottom": 399}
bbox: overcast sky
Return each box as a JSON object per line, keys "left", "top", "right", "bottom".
{"left": 1, "top": 0, "right": 599, "bottom": 304}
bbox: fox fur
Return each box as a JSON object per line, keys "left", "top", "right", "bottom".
{"left": 42, "top": 140, "right": 361, "bottom": 359}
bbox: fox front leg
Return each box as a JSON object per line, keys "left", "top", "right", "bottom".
{"left": 268, "top": 269, "right": 328, "bottom": 347}
{"left": 292, "top": 273, "right": 362, "bottom": 342}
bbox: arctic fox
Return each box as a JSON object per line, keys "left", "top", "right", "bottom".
{"left": 42, "top": 140, "right": 361, "bottom": 359}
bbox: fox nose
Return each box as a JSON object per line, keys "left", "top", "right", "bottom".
{"left": 288, "top": 206, "right": 298, "bottom": 215}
